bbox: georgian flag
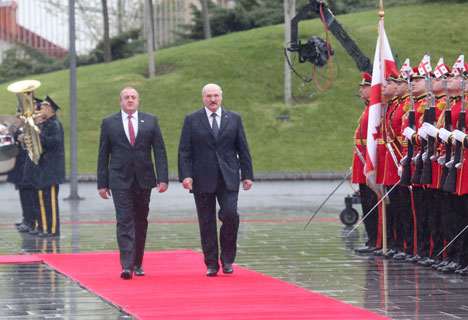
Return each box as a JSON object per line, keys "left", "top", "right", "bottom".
{"left": 365, "top": 18, "right": 397, "bottom": 195}
{"left": 399, "top": 58, "right": 413, "bottom": 80}
{"left": 452, "top": 55, "right": 465, "bottom": 76}
{"left": 434, "top": 57, "right": 448, "bottom": 79}
{"left": 418, "top": 54, "right": 432, "bottom": 75}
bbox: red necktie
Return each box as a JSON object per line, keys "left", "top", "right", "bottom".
{"left": 128, "top": 115, "right": 135, "bottom": 147}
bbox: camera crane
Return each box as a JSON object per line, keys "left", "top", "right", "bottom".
{"left": 287, "top": 0, "right": 372, "bottom": 81}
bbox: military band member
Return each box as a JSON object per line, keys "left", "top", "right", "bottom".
{"left": 22, "top": 96, "right": 66, "bottom": 237}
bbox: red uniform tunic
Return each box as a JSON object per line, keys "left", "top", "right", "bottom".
{"left": 376, "top": 100, "right": 396, "bottom": 185}
{"left": 383, "top": 97, "right": 407, "bottom": 185}
{"left": 352, "top": 102, "right": 370, "bottom": 184}
{"left": 401, "top": 94, "right": 427, "bottom": 186}
{"left": 454, "top": 95, "right": 468, "bottom": 195}
{"left": 426, "top": 94, "right": 447, "bottom": 189}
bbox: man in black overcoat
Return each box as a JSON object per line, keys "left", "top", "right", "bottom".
{"left": 97, "top": 87, "right": 168, "bottom": 280}
{"left": 178, "top": 83, "right": 254, "bottom": 276}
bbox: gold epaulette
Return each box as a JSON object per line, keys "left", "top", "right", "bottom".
{"left": 417, "top": 103, "right": 426, "bottom": 114}
{"left": 354, "top": 138, "right": 367, "bottom": 146}
{"left": 378, "top": 138, "right": 385, "bottom": 145}
{"left": 436, "top": 101, "right": 446, "bottom": 111}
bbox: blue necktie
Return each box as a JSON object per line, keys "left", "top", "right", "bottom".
{"left": 211, "top": 113, "right": 219, "bottom": 137}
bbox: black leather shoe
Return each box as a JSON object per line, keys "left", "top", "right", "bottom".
{"left": 15, "top": 221, "right": 24, "bottom": 228}
{"left": 433, "top": 259, "right": 450, "bottom": 270}
{"left": 120, "top": 268, "right": 133, "bottom": 279}
{"left": 206, "top": 268, "right": 218, "bottom": 277}
{"left": 441, "top": 262, "right": 462, "bottom": 273}
{"left": 134, "top": 266, "right": 145, "bottom": 276}
{"left": 38, "top": 232, "right": 52, "bottom": 238}
{"left": 222, "top": 263, "right": 233, "bottom": 274}
{"left": 373, "top": 249, "right": 383, "bottom": 256}
{"left": 354, "top": 246, "right": 377, "bottom": 254}
{"left": 17, "top": 223, "right": 32, "bottom": 233}
{"left": 392, "top": 252, "right": 408, "bottom": 260}
{"left": 383, "top": 249, "right": 396, "bottom": 258}
{"left": 29, "top": 229, "right": 39, "bottom": 235}
{"left": 418, "top": 258, "right": 435, "bottom": 267}
{"left": 456, "top": 266, "right": 468, "bottom": 276}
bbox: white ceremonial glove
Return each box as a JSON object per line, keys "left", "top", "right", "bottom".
{"left": 418, "top": 127, "right": 428, "bottom": 140}
{"left": 400, "top": 155, "right": 407, "bottom": 164}
{"left": 453, "top": 129, "right": 467, "bottom": 143}
{"left": 421, "top": 122, "right": 438, "bottom": 138}
{"left": 403, "top": 127, "right": 416, "bottom": 140}
{"left": 437, "top": 156, "right": 446, "bottom": 165}
{"left": 397, "top": 165, "right": 402, "bottom": 177}
{"left": 422, "top": 151, "right": 427, "bottom": 161}
{"left": 438, "top": 128, "right": 452, "bottom": 143}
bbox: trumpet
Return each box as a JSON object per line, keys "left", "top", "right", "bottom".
{"left": 7, "top": 80, "right": 43, "bottom": 165}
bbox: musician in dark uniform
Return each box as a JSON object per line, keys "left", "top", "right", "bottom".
{"left": 7, "top": 124, "right": 32, "bottom": 232}
{"left": 25, "top": 96, "right": 66, "bottom": 237}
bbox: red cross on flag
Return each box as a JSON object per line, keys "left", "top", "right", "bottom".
{"left": 365, "top": 18, "right": 397, "bottom": 195}
{"left": 452, "top": 55, "right": 465, "bottom": 76}
{"left": 399, "top": 58, "right": 413, "bottom": 80}
{"left": 434, "top": 57, "right": 448, "bottom": 79}
{"left": 418, "top": 54, "right": 432, "bottom": 76}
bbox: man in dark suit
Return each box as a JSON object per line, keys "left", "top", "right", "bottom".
{"left": 178, "top": 83, "right": 254, "bottom": 276}
{"left": 97, "top": 87, "right": 168, "bottom": 280}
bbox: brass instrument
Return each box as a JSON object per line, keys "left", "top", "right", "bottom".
{"left": 7, "top": 80, "right": 43, "bottom": 165}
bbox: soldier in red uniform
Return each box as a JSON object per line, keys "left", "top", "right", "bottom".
{"left": 353, "top": 73, "right": 380, "bottom": 254}
{"left": 416, "top": 62, "right": 452, "bottom": 267}
{"left": 402, "top": 67, "right": 429, "bottom": 263}
{"left": 391, "top": 75, "right": 415, "bottom": 260}
{"left": 377, "top": 73, "right": 399, "bottom": 257}
{"left": 420, "top": 63, "right": 466, "bottom": 273}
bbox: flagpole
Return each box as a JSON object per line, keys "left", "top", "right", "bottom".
{"left": 377, "top": 0, "right": 388, "bottom": 256}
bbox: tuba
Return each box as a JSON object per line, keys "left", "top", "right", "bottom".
{"left": 7, "top": 80, "right": 43, "bottom": 165}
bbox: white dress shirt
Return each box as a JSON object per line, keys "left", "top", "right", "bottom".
{"left": 205, "top": 106, "right": 222, "bottom": 129}
{"left": 121, "top": 110, "right": 139, "bottom": 144}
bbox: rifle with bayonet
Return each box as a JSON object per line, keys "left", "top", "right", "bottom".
{"left": 444, "top": 76, "right": 466, "bottom": 193}
{"left": 401, "top": 79, "right": 416, "bottom": 185}
{"left": 421, "top": 76, "right": 436, "bottom": 184}
{"left": 438, "top": 78, "right": 452, "bottom": 189}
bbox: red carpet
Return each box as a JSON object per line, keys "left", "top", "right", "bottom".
{"left": 2, "top": 250, "right": 390, "bottom": 319}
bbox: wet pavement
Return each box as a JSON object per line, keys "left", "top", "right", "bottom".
{"left": 1, "top": 180, "right": 468, "bottom": 319}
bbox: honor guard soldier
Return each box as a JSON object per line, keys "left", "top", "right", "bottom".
{"left": 402, "top": 66, "right": 429, "bottom": 263}
{"left": 382, "top": 73, "right": 411, "bottom": 259}
{"left": 417, "top": 60, "right": 452, "bottom": 267}
{"left": 353, "top": 73, "right": 380, "bottom": 254}
{"left": 419, "top": 57, "right": 466, "bottom": 273}
{"left": 375, "top": 73, "right": 398, "bottom": 257}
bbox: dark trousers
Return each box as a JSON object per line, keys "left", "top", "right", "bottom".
{"left": 457, "top": 195, "right": 468, "bottom": 267}
{"left": 440, "top": 192, "right": 459, "bottom": 261}
{"left": 194, "top": 174, "right": 239, "bottom": 270}
{"left": 20, "top": 187, "right": 38, "bottom": 228}
{"left": 426, "top": 188, "right": 443, "bottom": 260}
{"left": 413, "top": 186, "right": 430, "bottom": 257}
{"left": 112, "top": 179, "right": 152, "bottom": 269}
{"left": 386, "top": 185, "right": 408, "bottom": 252}
{"left": 359, "top": 183, "right": 378, "bottom": 247}
{"left": 396, "top": 185, "right": 414, "bottom": 254}
{"left": 37, "top": 185, "right": 60, "bottom": 235}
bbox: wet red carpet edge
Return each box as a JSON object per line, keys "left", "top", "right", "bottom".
{"left": 0, "top": 250, "right": 389, "bottom": 319}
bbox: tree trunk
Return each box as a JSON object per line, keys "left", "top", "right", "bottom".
{"left": 101, "top": 0, "right": 111, "bottom": 62}
{"left": 283, "top": 0, "right": 295, "bottom": 106}
{"left": 200, "top": 0, "right": 211, "bottom": 39}
{"left": 145, "top": 0, "right": 155, "bottom": 78}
